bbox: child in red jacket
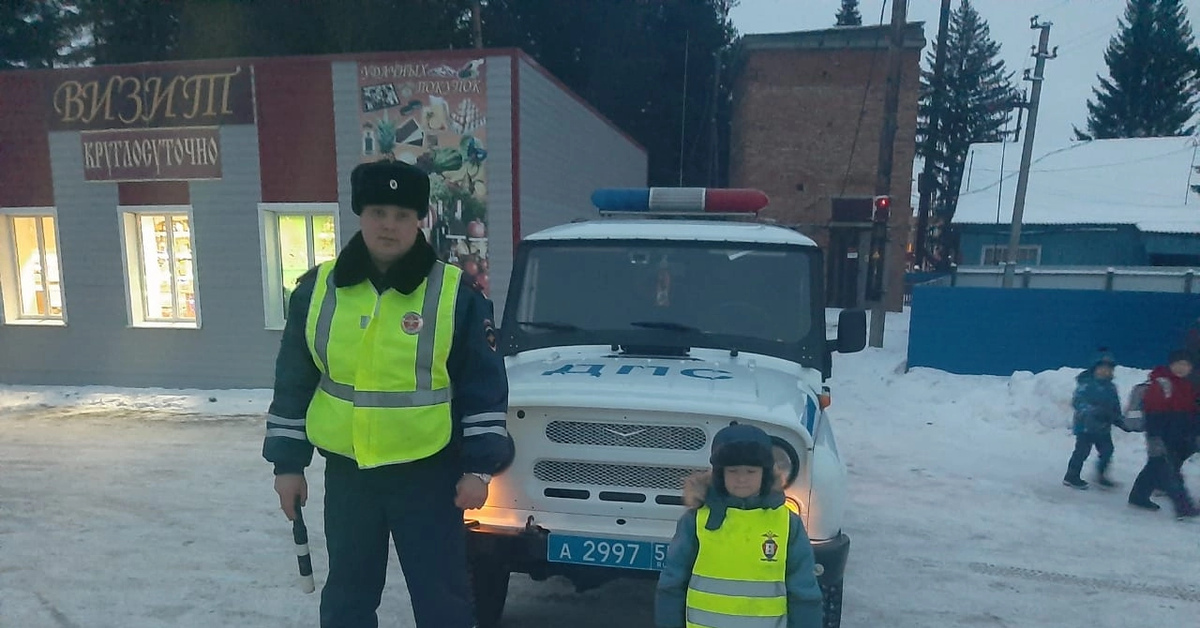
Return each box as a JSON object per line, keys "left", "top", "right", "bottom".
{"left": 1127, "top": 350, "right": 1199, "bottom": 521}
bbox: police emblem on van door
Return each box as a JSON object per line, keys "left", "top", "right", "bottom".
{"left": 761, "top": 532, "right": 779, "bottom": 562}
{"left": 401, "top": 312, "right": 424, "bottom": 334}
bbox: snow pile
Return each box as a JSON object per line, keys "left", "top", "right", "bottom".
{"left": 1, "top": 309, "right": 1154, "bottom": 434}
{"left": 830, "top": 308, "right": 1151, "bottom": 434}
{"left": 0, "top": 384, "right": 273, "bottom": 416}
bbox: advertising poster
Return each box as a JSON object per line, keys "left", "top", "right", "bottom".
{"left": 357, "top": 57, "right": 491, "bottom": 295}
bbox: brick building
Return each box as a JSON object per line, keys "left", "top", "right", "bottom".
{"left": 731, "top": 24, "right": 926, "bottom": 311}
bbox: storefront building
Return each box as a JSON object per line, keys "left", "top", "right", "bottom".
{"left": 0, "top": 49, "right": 646, "bottom": 389}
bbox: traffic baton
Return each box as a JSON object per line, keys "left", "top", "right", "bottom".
{"left": 293, "top": 495, "right": 316, "bottom": 594}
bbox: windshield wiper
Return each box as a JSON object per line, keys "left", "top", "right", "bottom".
{"left": 629, "top": 321, "right": 702, "bottom": 333}
{"left": 516, "top": 320, "right": 582, "bottom": 332}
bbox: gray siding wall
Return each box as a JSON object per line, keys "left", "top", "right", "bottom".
{"left": 517, "top": 58, "right": 647, "bottom": 241}
{"left": 0, "top": 126, "right": 280, "bottom": 389}
{"left": 485, "top": 56, "right": 514, "bottom": 322}
{"left": 332, "top": 62, "right": 364, "bottom": 247}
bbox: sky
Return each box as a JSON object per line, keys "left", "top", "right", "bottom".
{"left": 729, "top": 0, "right": 1200, "bottom": 157}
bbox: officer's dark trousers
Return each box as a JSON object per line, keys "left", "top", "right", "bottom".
{"left": 320, "top": 451, "right": 474, "bottom": 628}
{"left": 1066, "top": 432, "right": 1113, "bottom": 479}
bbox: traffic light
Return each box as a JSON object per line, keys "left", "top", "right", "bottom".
{"left": 872, "top": 195, "right": 891, "bottom": 223}
{"left": 865, "top": 195, "right": 891, "bottom": 301}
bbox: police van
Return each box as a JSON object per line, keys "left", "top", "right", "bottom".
{"left": 465, "top": 187, "right": 866, "bottom": 628}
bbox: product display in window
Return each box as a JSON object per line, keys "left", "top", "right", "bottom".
{"left": 10, "top": 215, "right": 62, "bottom": 318}
{"left": 138, "top": 215, "right": 196, "bottom": 321}
{"left": 279, "top": 214, "right": 337, "bottom": 315}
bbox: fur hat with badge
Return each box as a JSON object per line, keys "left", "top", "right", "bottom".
{"left": 709, "top": 423, "right": 776, "bottom": 497}
{"left": 350, "top": 160, "right": 431, "bottom": 219}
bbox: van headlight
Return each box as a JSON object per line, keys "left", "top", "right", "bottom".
{"left": 771, "top": 437, "right": 801, "bottom": 488}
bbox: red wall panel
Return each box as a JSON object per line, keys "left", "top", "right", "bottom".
{"left": 117, "top": 181, "right": 190, "bottom": 206}
{"left": 0, "top": 73, "right": 55, "bottom": 207}
{"left": 254, "top": 59, "right": 338, "bottom": 203}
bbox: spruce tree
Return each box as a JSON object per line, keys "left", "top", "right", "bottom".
{"left": 1, "top": 1, "right": 81, "bottom": 69}
{"left": 1076, "top": 0, "right": 1200, "bottom": 139}
{"left": 836, "top": 0, "right": 862, "bottom": 27}
{"left": 74, "top": 0, "right": 180, "bottom": 64}
{"left": 917, "top": 0, "right": 1019, "bottom": 222}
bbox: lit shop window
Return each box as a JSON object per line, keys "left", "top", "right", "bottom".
{"left": 120, "top": 209, "right": 199, "bottom": 327}
{"left": 0, "top": 210, "right": 66, "bottom": 325}
{"left": 259, "top": 204, "right": 339, "bottom": 329}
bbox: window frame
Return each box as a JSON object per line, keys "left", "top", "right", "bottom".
{"left": 981, "top": 244, "right": 1042, "bottom": 266}
{"left": 117, "top": 205, "right": 202, "bottom": 329}
{"left": 0, "top": 206, "right": 68, "bottom": 326}
{"left": 257, "top": 203, "right": 341, "bottom": 330}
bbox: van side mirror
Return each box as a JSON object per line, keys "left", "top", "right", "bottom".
{"left": 836, "top": 309, "right": 867, "bottom": 354}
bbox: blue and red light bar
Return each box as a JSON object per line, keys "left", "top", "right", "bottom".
{"left": 591, "top": 187, "right": 770, "bottom": 214}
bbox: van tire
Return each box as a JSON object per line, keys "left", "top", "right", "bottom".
{"left": 821, "top": 578, "right": 843, "bottom": 628}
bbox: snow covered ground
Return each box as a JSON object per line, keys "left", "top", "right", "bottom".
{"left": 2, "top": 309, "right": 1198, "bottom": 627}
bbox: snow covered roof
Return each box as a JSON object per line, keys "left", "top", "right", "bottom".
{"left": 952, "top": 136, "right": 1200, "bottom": 234}
{"left": 525, "top": 220, "right": 819, "bottom": 247}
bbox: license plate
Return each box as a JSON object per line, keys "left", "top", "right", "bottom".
{"left": 547, "top": 534, "right": 669, "bottom": 571}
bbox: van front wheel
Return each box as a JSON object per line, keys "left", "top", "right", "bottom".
{"left": 820, "top": 577, "right": 843, "bottom": 628}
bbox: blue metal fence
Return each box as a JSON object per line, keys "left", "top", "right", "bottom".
{"left": 907, "top": 286, "right": 1200, "bottom": 376}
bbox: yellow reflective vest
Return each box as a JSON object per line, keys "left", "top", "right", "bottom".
{"left": 686, "top": 505, "right": 791, "bottom": 628}
{"left": 303, "top": 259, "right": 461, "bottom": 468}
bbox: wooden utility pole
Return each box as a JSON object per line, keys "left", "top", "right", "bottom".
{"left": 472, "top": 0, "right": 483, "bottom": 49}
{"left": 709, "top": 48, "right": 722, "bottom": 186}
{"left": 1002, "top": 18, "right": 1055, "bottom": 288}
{"left": 914, "top": 0, "right": 952, "bottom": 270}
{"left": 868, "top": 0, "right": 908, "bottom": 348}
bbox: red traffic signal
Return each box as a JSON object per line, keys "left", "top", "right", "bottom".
{"left": 872, "top": 195, "right": 891, "bottom": 222}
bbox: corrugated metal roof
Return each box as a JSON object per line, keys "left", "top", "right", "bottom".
{"left": 952, "top": 137, "right": 1200, "bottom": 234}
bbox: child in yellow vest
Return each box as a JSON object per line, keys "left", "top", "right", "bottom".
{"left": 655, "top": 423, "right": 824, "bottom": 628}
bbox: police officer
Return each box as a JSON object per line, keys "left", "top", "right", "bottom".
{"left": 263, "top": 159, "right": 514, "bottom": 628}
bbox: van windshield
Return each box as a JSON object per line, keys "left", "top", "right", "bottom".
{"left": 506, "top": 240, "right": 814, "bottom": 355}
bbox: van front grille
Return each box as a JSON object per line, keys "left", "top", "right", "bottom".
{"left": 545, "top": 421, "right": 707, "bottom": 450}
{"left": 533, "top": 460, "right": 704, "bottom": 491}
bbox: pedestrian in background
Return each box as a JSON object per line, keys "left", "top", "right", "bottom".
{"left": 1063, "top": 349, "right": 1122, "bottom": 490}
{"left": 1127, "top": 350, "right": 1199, "bottom": 521}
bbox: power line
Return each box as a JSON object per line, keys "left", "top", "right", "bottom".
{"left": 960, "top": 142, "right": 1196, "bottom": 204}
{"left": 837, "top": 0, "right": 890, "bottom": 197}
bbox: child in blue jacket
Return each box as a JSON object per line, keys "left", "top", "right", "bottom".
{"left": 655, "top": 423, "right": 824, "bottom": 628}
{"left": 1063, "top": 349, "right": 1123, "bottom": 490}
